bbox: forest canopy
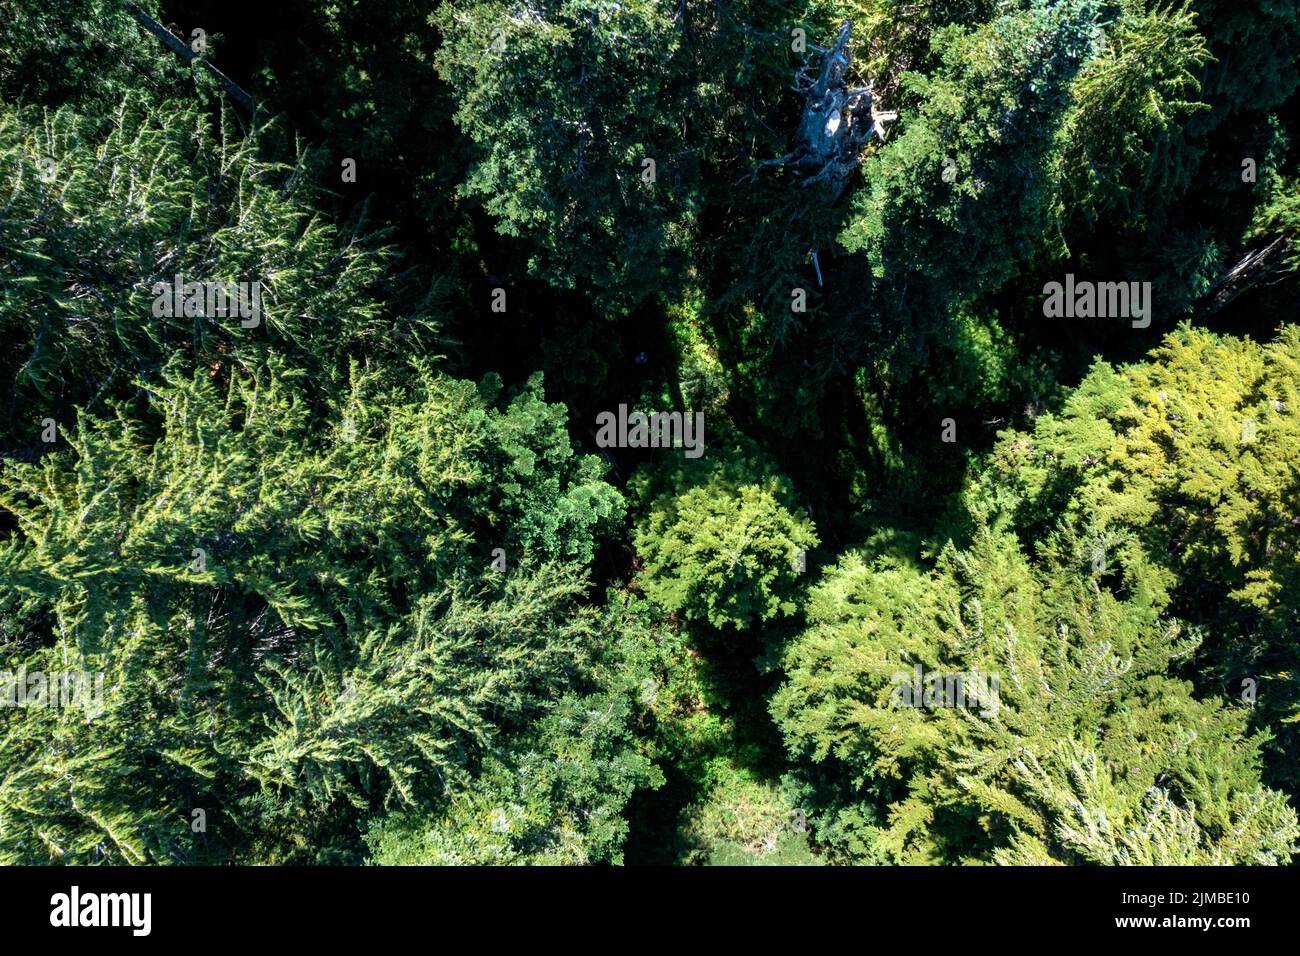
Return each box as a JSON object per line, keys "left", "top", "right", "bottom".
{"left": 0, "top": 0, "right": 1297, "bottom": 866}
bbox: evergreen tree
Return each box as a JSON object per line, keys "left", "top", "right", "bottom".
{"left": 632, "top": 442, "right": 818, "bottom": 630}
{"left": 837, "top": 0, "right": 1100, "bottom": 374}
{"left": 0, "top": 0, "right": 179, "bottom": 108}
{"left": 772, "top": 523, "right": 1298, "bottom": 864}
{"left": 0, "top": 347, "right": 626, "bottom": 861}
{"left": 1057, "top": 2, "right": 1212, "bottom": 228}
{"left": 364, "top": 595, "right": 666, "bottom": 865}
{"left": 434, "top": 0, "right": 704, "bottom": 314}
{"left": 3, "top": 0, "right": 1299, "bottom": 871}
{"left": 0, "top": 93, "right": 439, "bottom": 451}
{"left": 972, "top": 326, "right": 1300, "bottom": 794}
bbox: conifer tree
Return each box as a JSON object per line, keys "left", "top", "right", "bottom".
{"left": 433, "top": 0, "right": 704, "bottom": 314}
{"left": 0, "top": 93, "right": 440, "bottom": 452}
{"left": 3, "top": 0, "right": 1299, "bottom": 871}
{"left": 1057, "top": 2, "right": 1213, "bottom": 228}
{"left": 972, "top": 326, "right": 1300, "bottom": 795}
{"left": 0, "top": 351, "right": 627, "bottom": 862}
{"left": 632, "top": 442, "right": 818, "bottom": 631}
{"left": 0, "top": 0, "right": 176, "bottom": 108}
{"left": 364, "top": 595, "right": 667, "bottom": 865}
{"left": 772, "top": 523, "right": 1298, "bottom": 864}
{"left": 837, "top": 0, "right": 1100, "bottom": 374}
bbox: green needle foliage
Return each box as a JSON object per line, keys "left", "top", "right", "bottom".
{"left": 632, "top": 443, "right": 819, "bottom": 630}
{"left": 773, "top": 525, "right": 1298, "bottom": 864}
{"left": 837, "top": 0, "right": 1100, "bottom": 373}
{"left": 972, "top": 326, "right": 1300, "bottom": 793}
{"left": 434, "top": 0, "right": 704, "bottom": 315}
{"left": 0, "top": 352, "right": 629, "bottom": 862}
{"left": 0, "top": 93, "right": 444, "bottom": 452}
{"left": 1057, "top": 2, "right": 1213, "bottom": 227}
{"left": 1, "top": 0, "right": 1299, "bottom": 867}
{"left": 635, "top": 477, "right": 818, "bottom": 630}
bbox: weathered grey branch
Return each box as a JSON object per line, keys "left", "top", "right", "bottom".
{"left": 756, "top": 20, "right": 897, "bottom": 197}
{"left": 1196, "top": 234, "right": 1294, "bottom": 320}
{"left": 125, "top": 3, "right": 256, "bottom": 114}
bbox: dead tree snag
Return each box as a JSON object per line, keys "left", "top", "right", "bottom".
{"left": 758, "top": 20, "right": 896, "bottom": 198}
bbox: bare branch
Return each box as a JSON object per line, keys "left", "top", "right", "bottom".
{"left": 125, "top": 2, "right": 257, "bottom": 115}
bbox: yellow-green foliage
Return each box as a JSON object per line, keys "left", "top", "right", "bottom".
{"left": 773, "top": 523, "right": 1298, "bottom": 864}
